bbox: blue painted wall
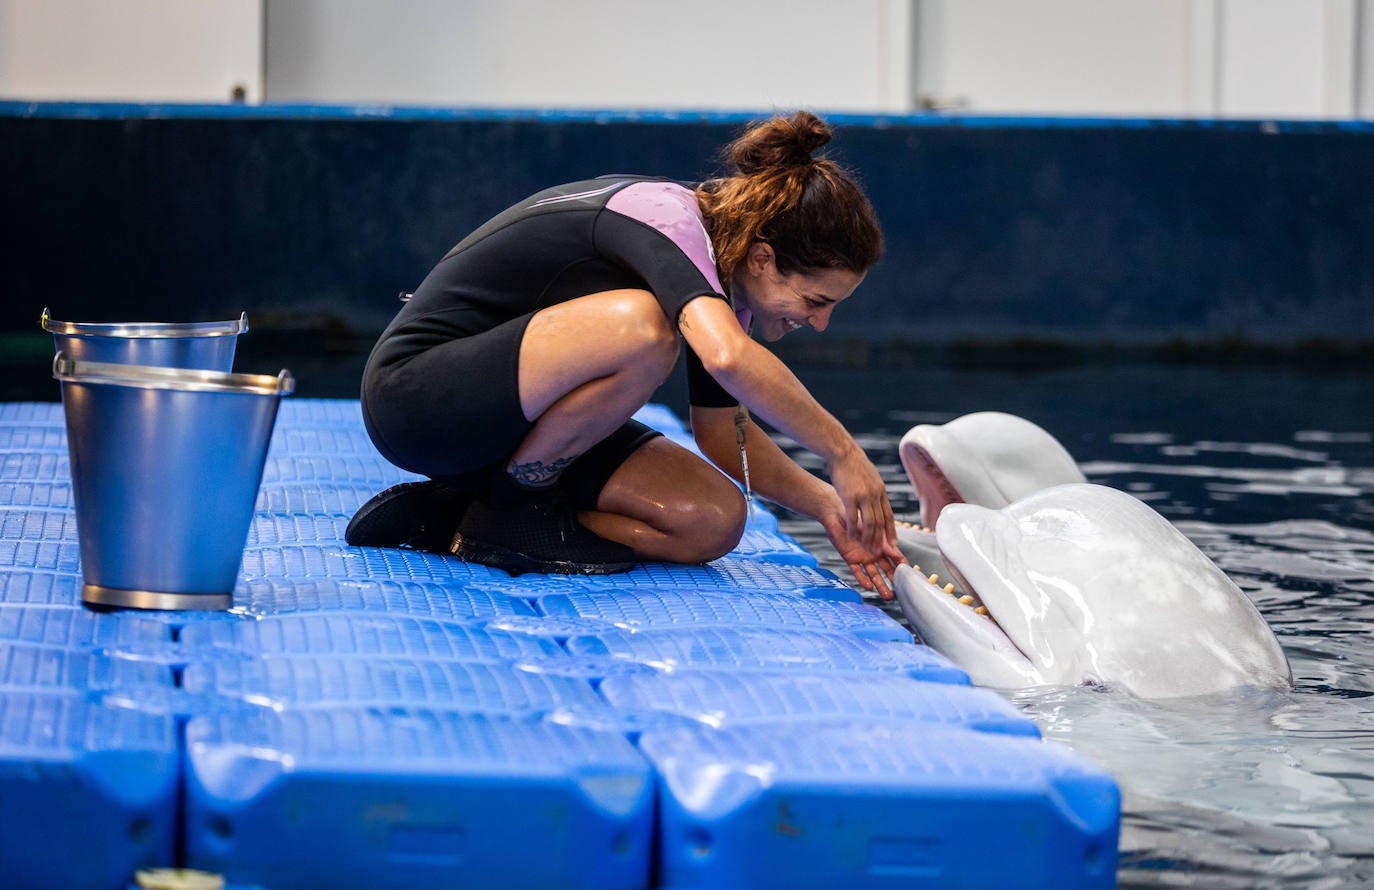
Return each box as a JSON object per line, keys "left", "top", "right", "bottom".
{"left": 4, "top": 103, "right": 1372, "bottom": 352}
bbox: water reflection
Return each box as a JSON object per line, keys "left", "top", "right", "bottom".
{"left": 773, "top": 362, "right": 1374, "bottom": 887}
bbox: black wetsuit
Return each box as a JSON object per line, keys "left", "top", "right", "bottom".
{"left": 361, "top": 176, "right": 746, "bottom": 506}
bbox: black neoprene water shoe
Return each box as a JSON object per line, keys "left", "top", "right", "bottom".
{"left": 450, "top": 475, "right": 637, "bottom": 575}
{"left": 346, "top": 480, "right": 473, "bottom": 553}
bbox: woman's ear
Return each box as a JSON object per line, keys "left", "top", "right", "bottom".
{"left": 746, "top": 241, "right": 775, "bottom": 275}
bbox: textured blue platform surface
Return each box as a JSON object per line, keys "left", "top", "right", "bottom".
{"left": 0, "top": 398, "right": 1120, "bottom": 889}
{"left": 0, "top": 691, "right": 179, "bottom": 890}
{"left": 184, "top": 708, "right": 654, "bottom": 890}
{"left": 642, "top": 721, "right": 1120, "bottom": 890}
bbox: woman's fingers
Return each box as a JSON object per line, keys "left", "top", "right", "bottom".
{"left": 867, "top": 561, "right": 896, "bottom": 600}
{"left": 848, "top": 561, "right": 874, "bottom": 591}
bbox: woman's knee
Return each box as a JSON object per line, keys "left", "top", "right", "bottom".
{"left": 670, "top": 483, "right": 748, "bottom": 562}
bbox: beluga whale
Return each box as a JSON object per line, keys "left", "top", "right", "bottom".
{"left": 891, "top": 413, "right": 1292, "bottom": 698}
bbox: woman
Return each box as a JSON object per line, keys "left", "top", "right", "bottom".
{"left": 351, "top": 111, "right": 905, "bottom": 598}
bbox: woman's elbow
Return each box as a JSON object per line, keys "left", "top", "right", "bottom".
{"left": 695, "top": 339, "right": 747, "bottom": 385}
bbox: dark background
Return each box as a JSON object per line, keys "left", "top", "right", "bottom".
{"left": 5, "top": 105, "right": 1372, "bottom": 398}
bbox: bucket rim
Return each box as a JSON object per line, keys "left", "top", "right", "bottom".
{"left": 53, "top": 353, "right": 294, "bottom": 396}
{"left": 41, "top": 307, "right": 249, "bottom": 338}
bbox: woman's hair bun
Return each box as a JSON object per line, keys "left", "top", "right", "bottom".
{"left": 729, "top": 111, "right": 832, "bottom": 175}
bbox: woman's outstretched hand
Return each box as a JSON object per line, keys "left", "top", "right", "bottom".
{"left": 827, "top": 446, "right": 898, "bottom": 553}
{"left": 821, "top": 509, "right": 905, "bottom": 600}
{"left": 823, "top": 447, "right": 906, "bottom": 599}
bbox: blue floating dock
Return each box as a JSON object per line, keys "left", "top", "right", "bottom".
{"left": 0, "top": 398, "right": 1121, "bottom": 888}
{"left": 0, "top": 691, "right": 180, "bottom": 889}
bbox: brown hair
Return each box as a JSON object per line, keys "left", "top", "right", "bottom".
{"left": 696, "top": 111, "right": 883, "bottom": 289}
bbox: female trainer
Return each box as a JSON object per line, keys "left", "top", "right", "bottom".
{"left": 350, "top": 110, "right": 905, "bottom": 598}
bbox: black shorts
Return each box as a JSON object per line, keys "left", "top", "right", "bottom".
{"left": 361, "top": 312, "right": 662, "bottom": 510}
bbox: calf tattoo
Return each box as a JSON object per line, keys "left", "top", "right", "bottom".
{"left": 509, "top": 456, "right": 574, "bottom": 487}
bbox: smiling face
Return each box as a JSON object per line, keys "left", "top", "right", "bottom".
{"left": 731, "top": 242, "right": 864, "bottom": 342}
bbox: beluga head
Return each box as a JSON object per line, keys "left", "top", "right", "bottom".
{"left": 899, "top": 411, "right": 1086, "bottom": 526}
{"left": 895, "top": 412, "right": 1086, "bottom": 573}
{"left": 895, "top": 483, "right": 1293, "bottom": 698}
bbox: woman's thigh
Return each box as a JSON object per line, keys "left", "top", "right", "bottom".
{"left": 516, "top": 289, "right": 677, "bottom": 421}
{"left": 361, "top": 313, "right": 533, "bottom": 478}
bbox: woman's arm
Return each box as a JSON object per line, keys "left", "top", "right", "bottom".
{"left": 691, "top": 404, "right": 902, "bottom": 598}
{"left": 679, "top": 294, "right": 903, "bottom": 593}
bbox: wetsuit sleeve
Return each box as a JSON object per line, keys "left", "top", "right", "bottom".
{"left": 595, "top": 181, "right": 741, "bottom": 408}
{"left": 684, "top": 343, "right": 739, "bottom": 408}
{"left": 595, "top": 182, "right": 729, "bottom": 322}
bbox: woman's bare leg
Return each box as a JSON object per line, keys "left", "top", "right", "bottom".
{"left": 507, "top": 288, "right": 679, "bottom": 485}
{"left": 579, "top": 436, "right": 748, "bottom": 563}
{"left": 454, "top": 287, "right": 719, "bottom": 573}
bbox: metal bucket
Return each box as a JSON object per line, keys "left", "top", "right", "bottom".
{"left": 41, "top": 308, "right": 249, "bottom": 371}
{"left": 53, "top": 353, "right": 294, "bottom": 610}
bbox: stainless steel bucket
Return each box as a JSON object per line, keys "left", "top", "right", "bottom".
{"left": 41, "top": 308, "right": 249, "bottom": 371}
{"left": 53, "top": 353, "right": 293, "bottom": 610}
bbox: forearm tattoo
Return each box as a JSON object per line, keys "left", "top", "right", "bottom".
{"left": 509, "top": 456, "right": 574, "bottom": 487}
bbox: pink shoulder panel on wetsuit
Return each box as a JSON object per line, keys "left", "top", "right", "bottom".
{"left": 606, "top": 182, "right": 751, "bottom": 331}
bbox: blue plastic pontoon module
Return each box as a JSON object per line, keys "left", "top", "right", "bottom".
{"left": 0, "top": 691, "right": 179, "bottom": 888}
{"left": 255, "top": 480, "right": 387, "bottom": 514}
{"left": 537, "top": 587, "right": 912, "bottom": 642}
{"left": 0, "top": 603, "right": 171, "bottom": 650}
{"left": 0, "top": 479, "right": 74, "bottom": 509}
{"left": 184, "top": 708, "right": 653, "bottom": 890}
{"left": 260, "top": 454, "right": 420, "bottom": 486}
{"left": 0, "top": 644, "right": 171, "bottom": 692}
{"left": 0, "top": 537, "right": 81, "bottom": 573}
{"left": 598, "top": 670, "right": 1038, "bottom": 735}
{"left": 566, "top": 626, "right": 970, "bottom": 684}
{"left": 0, "top": 450, "right": 69, "bottom": 483}
{"left": 0, "top": 402, "right": 63, "bottom": 424}
{"left": 499, "top": 557, "right": 861, "bottom": 603}
{"left": 0, "top": 506, "right": 79, "bottom": 542}
{"left": 231, "top": 576, "right": 539, "bottom": 621}
{"left": 179, "top": 613, "right": 569, "bottom": 662}
{"left": 641, "top": 720, "right": 1120, "bottom": 890}
{"left": 0, "top": 424, "right": 67, "bottom": 450}
{"left": 0, "top": 568, "right": 84, "bottom": 606}
{"left": 184, "top": 655, "right": 606, "bottom": 713}
{"left": 0, "top": 397, "right": 1120, "bottom": 888}
{"left": 237, "top": 543, "right": 512, "bottom": 584}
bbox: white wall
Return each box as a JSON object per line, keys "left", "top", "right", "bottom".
{"left": 0, "top": 0, "right": 1369, "bottom": 119}
{"left": 913, "top": 0, "right": 1362, "bottom": 118}
{"left": 0, "top": 0, "right": 261, "bottom": 103}
{"left": 1216, "top": 0, "right": 1356, "bottom": 117}
{"left": 1363, "top": 0, "right": 1374, "bottom": 116}
{"left": 264, "top": 0, "right": 915, "bottom": 112}
{"left": 914, "top": 0, "right": 1205, "bottom": 116}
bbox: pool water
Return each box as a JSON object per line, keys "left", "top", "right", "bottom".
{"left": 773, "top": 360, "right": 1374, "bottom": 888}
